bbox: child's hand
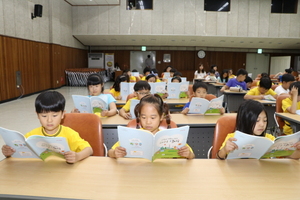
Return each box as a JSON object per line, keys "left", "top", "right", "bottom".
{"left": 101, "top": 110, "right": 109, "bottom": 117}
{"left": 116, "top": 95, "right": 122, "bottom": 100}
{"left": 162, "top": 93, "right": 168, "bottom": 99}
{"left": 120, "top": 112, "right": 131, "bottom": 119}
{"left": 224, "top": 138, "right": 238, "bottom": 154}
{"left": 219, "top": 107, "right": 225, "bottom": 114}
{"left": 181, "top": 108, "right": 189, "bottom": 115}
{"left": 291, "top": 86, "right": 298, "bottom": 97}
{"left": 64, "top": 151, "right": 79, "bottom": 163}
{"left": 2, "top": 145, "right": 16, "bottom": 157}
{"left": 178, "top": 146, "right": 192, "bottom": 159}
{"left": 114, "top": 147, "right": 127, "bottom": 158}
{"left": 258, "top": 95, "right": 264, "bottom": 100}
{"left": 293, "top": 141, "right": 300, "bottom": 150}
{"left": 71, "top": 108, "right": 80, "bottom": 113}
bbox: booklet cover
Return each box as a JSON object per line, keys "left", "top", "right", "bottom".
{"left": 120, "top": 82, "right": 135, "bottom": 100}
{"left": 188, "top": 95, "right": 224, "bottom": 115}
{"left": 149, "top": 82, "right": 167, "bottom": 97}
{"left": 167, "top": 82, "right": 189, "bottom": 99}
{"left": 72, "top": 95, "right": 108, "bottom": 114}
{"left": 227, "top": 130, "right": 300, "bottom": 159}
{"left": 118, "top": 126, "right": 190, "bottom": 162}
{"left": 129, "top": 99, "right": 140, "bottom": 119}
{"left": 0, "top": 127, "right": 70, "bottom": 160}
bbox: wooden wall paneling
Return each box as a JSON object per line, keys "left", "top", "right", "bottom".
{"left": 39, "top": 43, "right": 51, "bottom": 90}
{"left": 50, "top": 44, "right": 62, "bottom": 88}
{"left": 0, "top": 36, "right": 6, "bottom": 101}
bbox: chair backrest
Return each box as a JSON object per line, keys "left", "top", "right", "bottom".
{"left": 211, "top": 115, "right": 237, "bottom": 158}
{"left": 127, "top": 119, "right": 177, "bottom": 129}
{"left": 126, "top": 93, "right": 136, "bottom": 102}
{"left": 61, "top": 113, "right": 105, "bottom": 156}
{"left": 275, "top": 94, "right": 290, "bottom": 129}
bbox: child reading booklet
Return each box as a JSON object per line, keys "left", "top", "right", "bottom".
{"left": 72, "top": 95, "right": 107, "bottom": 114}
{"left": 227, "top": 130, "right": 300, "bottom": 159}
{"left": 120, "top": 82, "right": 135, "bottom": 100}
{"left": 188, "top": 95, "right": 224, "bottom": 115}
{"left": 167, "top": 82, "right": 189, "bottom": 99}
{"left": 0, "top": 127, "right": 70, "bottom": 160}
{"left": 117, "top": 126, "right": 189, "bottom": 161}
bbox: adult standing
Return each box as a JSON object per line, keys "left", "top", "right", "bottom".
{"left": 145, "top": 55, "right": 154, "bottom": 69}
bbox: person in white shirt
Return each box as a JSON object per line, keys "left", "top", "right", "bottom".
{"left": 274, "top": 74, "right": 295, "bottom": 95}
{"left": 194, "top": 63, "right": 206, "bottom": 79}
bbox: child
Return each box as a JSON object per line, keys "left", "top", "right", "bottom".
{"left": 1, "top": 91, "right": 93, "bottom": 163}
{"left": 161, "top": 65, "right": 173, "bottom": 78}
{"left": 110, "top": 75, "right": 130, "bottom": 100}
{"left": 218, "top": 70, "right": 229, "bottom": 84}
{"left": 205, "top": 69, "right": 218, "bottom": 82}
{"left": 220, "top": 69, "right": 248, "bottom": 92}
{"left": 274, "top": 74, "right": 295, "bottom": 95}
{"left": 109, "top": 94, "right": 195, "bottom": 159}
{"left": 146, "top": 74, "right": 157, "bottom": 83}
{"left": 119, "top": 81, "right": 151, "bottom": 119}
{"left": 228, "top": 69, "right": 235, "bottom": 79}
{"left": 244, "top": 76, "right": 253, "bottom": 90}
{"left": 181, "top": 82, "right": 225, "bottom": 115}
{"left": 140, "top": 67, "right": 151, "bottom": 81}
{"left": 282, "top": 82, "right": 300, "bottom": 135}
{"left": 207, "top": 65, "right": 220, "bottom": 78}
{"left": 217, "top": 99, "right": 300, "bottom": 159}
{"left": 123, "top": 69, "right": 136, "bottom": 82}
{"left": 171, "top": 76, "right": 187, "bottom": 98}
{"left": 244, "top": 77, "right": 277, "bottom": 100}
{"left": 72, "top": 73, "right": 117, "bottom": 117}
{"left": 194, "top": 63, "right": 206, "bottom": 79}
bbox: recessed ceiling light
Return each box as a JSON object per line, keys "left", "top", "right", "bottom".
{"left": 278, "top": 43, "right": 282, "bottom": 44}
{"left": 259, "top": 41, "right": 263, "bottom": 43}
{"left": 220, "top": 40, "right": 225, "bottom": 42}
{"left": 240, "top": 41, "right": 244, "bottom": 43}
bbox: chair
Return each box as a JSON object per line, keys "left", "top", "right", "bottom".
{"left": 127, "top": 119, "right": 177, "bottom": 129}
{"left": 126, "top": 93, "right": 136, "bottom": 102}
{"left": 274, "top": 94, "right": 290, "bottom": 136}
{"left": 61, "top": 113, "right": 106, "bottom": 156}
{"left": 251, "top": 80, "right": 259, "bottom": 87}
{"left": 209, "top": 114, "right": 237, "bottom": 158}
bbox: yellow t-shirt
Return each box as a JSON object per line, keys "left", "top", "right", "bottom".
{"left": 219, "top": 132, "right": 275, "bottom": 150}
{"left": 282, "top": 98, "right": 300, "bottom": 135}
{"left": 109, "top": 88, "right": 120, "bottom": 99}
{"left": 25, "top": 125, "right": 91, "bottom": 152}
{"left": 122, "top": 97, "right": 138, "bottom": 112}
{"left": 130, "top": 76, "right": 136, "bottom": 82}
{"left": 229, "top": 74, "right": 235, "bottom": 79}
{"left": 246, "top": 87, "right": 277, "bottom": 96}
{"left": 141, "top": 76, "right": 146, "bottom": 81}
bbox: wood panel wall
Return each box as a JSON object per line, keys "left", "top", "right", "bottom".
{"left": 0, "top": 36, "right": 88, "bottom": 102}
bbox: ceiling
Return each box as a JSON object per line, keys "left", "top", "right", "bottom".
{"left": 66, "top": 0, "right": 300, "bottom": 50}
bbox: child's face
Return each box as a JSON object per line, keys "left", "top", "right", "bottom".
{"left": 253, "top": 111, "right": 267, "bottom": 136}
{"left": 147, "top": 77, "right": 156, "bottom": 83}
{"left": 237, "top": 74, "right": 246, "bottom": 82}
{"left": 246, "top": 82, "right": 252, "bottom": 89}
{"left": 166, "top": 67, "right": 172, "bottom": 72}
{"left": 135, "top": 89, "right": 151, "bottom": 100}
{"left": 194, "top": 87, "right": 207, "bottom": 98}
{"left": 213, "top": 66, "right": 217, "bottom": 71}
{"left": 258, "top": 87, "right": 269, "bottom": 95}
{"left": 282, "top": 81, "right": 293, "bottom": 90}
{"left": 170, "top": 72, "right": 174, "bottom": 77}
{"left": 88, "top": 84, "right": 103, "bottom": 96}
{"left": 127, "top": 71, "right": 132, "bottom": 76}
{"left": 37, "top": 111, "right": 65, "bottom": 135}
{"left": 145, "top": 72, "right": 150, "bottom": 76}
{"left": 139, "top": 103, "right": 163, "bottom": 134}
{"left": 172, "top": 79, "right": 180, "bottom": 83}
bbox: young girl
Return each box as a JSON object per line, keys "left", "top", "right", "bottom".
{"left": 123, "top": 69, "right": 136, "bottom": 82}
{"left": 110, "top": 75, "right": 129, "bottom": 100}
{"left": 218, "top": 70, "right": 229, "bottom": 84}
{"left": 194, "top": 63, "right": 206, "bottom": 79}
{"left": 72, "top": 73, "right": 117, "bottom": 117}
{"left": 217, "top": 100, "right": 300, "bottom": 159}
{"left": 108, "top": 94, "right": 195, "bottom": 159}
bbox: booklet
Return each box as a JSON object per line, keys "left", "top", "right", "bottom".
{"left": 72, "top": 95, "right": 108, "bottom": 114}
{"left": 188, "top": 95, "right": 224, "bottom": 115}
{"left": 163, "top": 72, "right": 171, "bottom": 79}
{"left": 129, "top": 99, "right": 140, "bottom": 119}
{"left": 118, "top": 126, "right": 190, "bottom": 162}
{"left": 0, "top": 127, "right": 70, "bottom": 160}
{"left": 263, "top": 94, "right": 276, "bottom": 101}
{"left": 131, "top": 72, "right": 139, "bottom": 77}
{"left": 229, "top": 87, "right": 243, "bottom": 92}
{"left": 167, "top": 82, "right": 189, "bottom": 99}
{"left": 120, "top": 82, "right": 135, "bottom": 100}
{"left": 227, "top": 130, "right": 300, "bottom": 159}
{"left": 149, "top": 82, "right": 167, "bottom": 97}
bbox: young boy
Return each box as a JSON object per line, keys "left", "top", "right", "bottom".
{"left": 181, "top": 82, "right": 225, "bottom": 114}
{"left": 140, "top": 67, "right": 151, "bottom": 81}
{"left": 205, "top": 69, "right": 218, "bottom": 82}
{"left": 244, "top": 77, "right": 278, "bottom": 100}
{"left": 274, "top": 74, "right": 295, "bottom": 95}
{"left": 1, "top": 91, "right": 93, "bottom": 163}
{"left": 220, "top": 69, "right": 248, "bottom": 92}
{"left": 282, "top": 82, "right": 300, "bottom": 135}
{"left": 244, "top": 76, "right": 253, "bottom": 90}
{"left": 119, "top": 81, "right": 151, "bottom": 119}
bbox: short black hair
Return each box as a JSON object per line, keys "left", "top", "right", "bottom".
{"left": 289, "top": 82, "right": 300, "bottom": 95}
{"left": 259, "top": 77, "right": 272, "bottom": 89}
{"left": 244, "top": 76, "right": 253, "bottom": 83}
{"left": 173, "top": 71, "right": 182, "bottom": 77}
{"left": 113, "top": 75, "right": 130, "bottom": 92}
{"left": 209, "top": 69, "right": 215, "bottom": 74}
{"left": 134, "top": 81, "right": 151, "bottom": 91}
{"left": 170, "top": 68, "right": 177, "bottom": 73}
{"left": 132, "top": 69, "right": 138, "bottom": 72}
{"left": 171, "top": 77, "right": 182, "bottom": 82}
{"left": 285, "top": 68, "right": 292, "bottom": 74}
{"left": 260, "top": 72, "right": 269, "bottom": 78}
{"left": 282, "top": 74, "right": 295, "bottom": 83}
{"left": 146, "top": 74, "right": 156, "bottom": 81}
{"left": 87, "top": 73, "right": 104, "bottom": 92}
{"left": 236, "top": 69, "right": 248, "bottom": 76}
{"left": 193, "top": 82, "right": 207, "bottom": 92}
{"left": 143, "top": 67, "right": 151, "bottom": 74}
{"left": 35, "top": 91, "right": 65, "bottom": 113}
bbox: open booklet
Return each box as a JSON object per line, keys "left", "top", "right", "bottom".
{"left": 0, "top": 127, "right": 70, "bottom": 160}
{"left": 129, "top": 99, "right": 140, "bottom": 119}
{"left": 263, "top": 94, "right": 276, "bottom": 101}
{"left": 72, "top": 95, "right": 108, "bottom": 114}
{"left": 227, "top": 130, "right": 300, "bottom": 159}
{"left": 120, "top": 82, "right": 135, "bottom": 100}
{"left": 188, "top": 95, "right": 224, "bottom": 115}
{"left": 118, "top": 126, "right": 190, "bottom": 162}
{"left": 149, "top": 82, "right": 167, "bottom": 97}
{"left": 167, "top": 82, "right": 189, "bottom": 99}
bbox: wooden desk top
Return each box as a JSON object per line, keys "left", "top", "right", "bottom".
{"left": 276, "top": 112, "right": 300, "bottom": 123}
{"left": 1, "top": 157, "right": 300, "bottom": 199}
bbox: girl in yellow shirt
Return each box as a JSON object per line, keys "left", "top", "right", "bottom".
{"left": 110, "top": 75, "right": 129, "bottom": 100}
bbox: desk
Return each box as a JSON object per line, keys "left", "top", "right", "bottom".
{"left": 210, "top": 83, "right": 224, "bottom": 97}
{"left": 1, "top": 157, "right": 300, "bottom": 199}
{"left": 101, "top": 113, "right": 236, "bottom": 158}
{"left": 223, "top": 90, "right": 247, "bottom": 113}
{"left": 275, "top": 112, "right": 300, "bottom": 132}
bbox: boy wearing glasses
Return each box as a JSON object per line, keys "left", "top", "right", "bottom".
{"left": 119, "top": 81, "right": 151, "bottom": 119}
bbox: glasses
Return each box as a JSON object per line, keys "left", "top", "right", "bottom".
{"left": 136, "top": 92, "right": 151, "bottom": 95}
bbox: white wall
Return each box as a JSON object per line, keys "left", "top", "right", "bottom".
{"left": 0, "top": 0, "right": 85, "bottom": 49}
{"left": 72, "top": 0, "right": 300, "bottom": 39}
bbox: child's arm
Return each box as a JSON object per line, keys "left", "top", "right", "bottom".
{"left": 119, "top": 108, "right": 131, "bottom": 119}
{"left": 244, "top": 94, "right": 264, "bottom": 100}
{"left": 71, "top": 108, "right": 80, "bottom": 113}
{"left": 102, "top": 102, "right": 118, "bottom": 117}
{"left": 63, "top": 147, "right": 93, "bottom": 164}
{"left": 286, "top": 86, "right": 298, "bottom": 114}
{"left": 181, "top": 107, "right": 189, "bottom": 115}
{"left": 108, "top": 147, "right": 127, "bottom": 158}
{"left": 288, "top": 141, "right": 300, "bottom": 159}
{"left": 1, "top": 145, "right": 16, "bottom": 157}
{"left": 220, "top": 85, "right": 229, "bottom": 92}
{"left": 178, "top": 146, "right": 195, "bottom": 159}
{"left": 217, "top": 137, "right": 238, "bottom": 159}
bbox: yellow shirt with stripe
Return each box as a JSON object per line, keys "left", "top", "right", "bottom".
{"left": 220, "top": 132, "right": 275, "bottom": 150}
{"left": 282, "top": 98, "right": 300, "bottom": 135}
{"left": 109, "top": 88, "right": 120, "bottom": 99}
{"left": 122, "top": 97, "right": 138, "bottom": 112}
{"left": 246, "top": 87, "right": 277, "bottom": 96}
{"left": 25, "top": 125, "right": 91, "bottom": 152}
